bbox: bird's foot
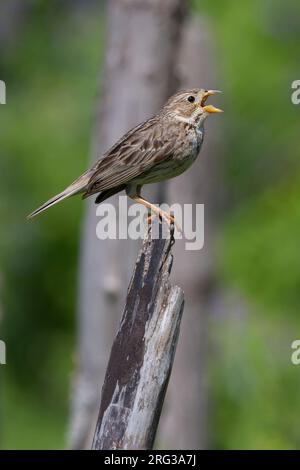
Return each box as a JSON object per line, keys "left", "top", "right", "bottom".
{"left": 146, "top": 210, "right": 181, "bottom": 233}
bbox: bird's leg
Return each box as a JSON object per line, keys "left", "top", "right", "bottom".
{"left": 134, "top": 186, "right": 157, "bottom": 225}
{"left": 146, "top": 212, "right": 159, "bottom": 226}
{"left": 130, "top": 195, "right": 180, "bottom": 231}
{"left": 135, "top": 187, "right": 159, "bottom": 227}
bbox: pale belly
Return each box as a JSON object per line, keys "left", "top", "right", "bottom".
{"left": 138, "top": 153, "right": 198, "bottom": 184}
{"left": 133, "top": 127, "right": 204, "bottom": 185}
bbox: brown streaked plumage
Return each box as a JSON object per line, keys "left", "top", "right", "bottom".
{"left": 28, "top": 89, "right": 222, "bottom": 223}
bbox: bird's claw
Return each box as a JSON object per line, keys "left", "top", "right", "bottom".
{"left": 146, "top": 211, "right": 182, "bottom": 234}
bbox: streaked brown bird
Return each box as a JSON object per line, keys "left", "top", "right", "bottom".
{"left": 28, "top": 88, "right": 222, "bottom": 224}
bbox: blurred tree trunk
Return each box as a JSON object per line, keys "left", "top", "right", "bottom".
{"left": 0, "top": 0, "right": 28, "bottom": 51}
{"left": 69, "top": 0, "right": 186, "bottom": 449}
{"left": 157, "top": 16, "right": 223, "bottom": 449}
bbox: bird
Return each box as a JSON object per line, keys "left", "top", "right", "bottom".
{"left": 28, "top": 88, "right": 222, "bottom": 225}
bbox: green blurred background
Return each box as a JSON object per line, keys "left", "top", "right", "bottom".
{"left": 0, "top": 0, "right": 300, "bottom": 449}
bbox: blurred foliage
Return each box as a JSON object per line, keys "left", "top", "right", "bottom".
{"left": 0, "top": 0, "right": 300, "bottom": 450}
{"left": 0, "top": 1, "right": 105, "bottom": 449}
{"left": 195, "top": 0, "right": 300, "bottom": 449}
{"left": 210, "top": 312, "right": 300, "bottom": 449}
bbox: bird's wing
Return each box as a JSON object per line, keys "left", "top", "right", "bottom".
{"left": 84, "top": 117, "right": 177, "bottom": 196}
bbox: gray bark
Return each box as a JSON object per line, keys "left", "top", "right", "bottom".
{"left": 0, "top": 0, "right": 29, "bottom": 51}
{"left": 157, "top": 16, "right": 223, "bottom": 449}
{"left": 69, "top": 0, "right": 186, "bottom": 449}
{"left": 92, "top": 222, "right": 184, "bottom": 450}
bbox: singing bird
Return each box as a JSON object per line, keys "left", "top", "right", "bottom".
{"left": 28, "top": 89, "right": 222, "bottom": 224}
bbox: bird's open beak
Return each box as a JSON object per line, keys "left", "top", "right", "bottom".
{"left": 201, "top": 90, "right": 223, "bottom": 113}
{"left": 202, "top": 104, "right": 223, "bottom": 113}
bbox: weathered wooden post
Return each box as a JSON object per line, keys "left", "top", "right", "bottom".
{"left": 92, "top": 221, "right": 184, "bottom": 450}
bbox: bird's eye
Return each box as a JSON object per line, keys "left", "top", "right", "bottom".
{"left": 187, "top": 95, "right": 195, "bottom": 103}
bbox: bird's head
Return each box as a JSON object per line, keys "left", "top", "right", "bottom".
{"left": 162, "top": 88, "right": 223, "bottom": 126}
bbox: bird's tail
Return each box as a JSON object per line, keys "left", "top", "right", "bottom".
{"left": 27, "top": 172, "right": 91, "bottom": 219}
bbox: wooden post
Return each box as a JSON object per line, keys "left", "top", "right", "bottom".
{"left": 92, "top": 221, "right": 184, "bottom": 450}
